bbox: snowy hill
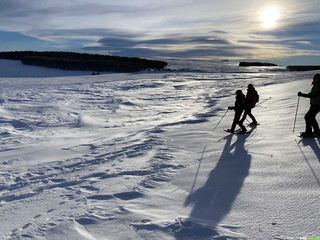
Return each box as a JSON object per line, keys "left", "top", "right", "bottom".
{"left": 0, "top": 64, "right": 319, "bottom": 239}
{"left": 0, "top": 59, "right": 92, "bottom": 78}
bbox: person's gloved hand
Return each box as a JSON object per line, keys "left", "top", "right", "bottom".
{"left": 228, "top": 106, "right": 234, "bottom": 110}
{"left": 298, "top": 92, "right": 302, "bottom": 96}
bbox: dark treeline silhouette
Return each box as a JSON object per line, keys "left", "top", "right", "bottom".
{"left": 287, "top": 65, "right": 320, "bottom": 71}
{"left": 239, "top": 61, "right": 277, "bottom": 67}
{"left": 0, "top": 51, "right": 168, "bottom": 73}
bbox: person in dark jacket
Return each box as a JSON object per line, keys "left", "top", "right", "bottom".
{"left": 240, "top": 84, "right": 258, "bottom": 126}
{"left": 298, "top": 73, "right": 320, "bottom": 138}
{"left": 226, "top": 90, "right": 247, "bottom": 133}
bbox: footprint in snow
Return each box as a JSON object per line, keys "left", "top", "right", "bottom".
{"left": 87, "top": 191, "right": 143, "bottom": 201}
{"left": 80, "top": 172, "right": 108, "bottom": 180}
{"left": 114, "top": 191, "right": 143, "bottom": 200}
{"left": 76, "top": 217, "right": 97, "bottom": 225}
{"left": 50, "top": 178, "right": 66, "bottom": 183}
{"left": 87, "top": 194, "right": 114, "bottom": 200}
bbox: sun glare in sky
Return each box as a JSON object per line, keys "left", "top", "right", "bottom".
{"left": 259, "top": 6, "right": 281, "bottom": 29}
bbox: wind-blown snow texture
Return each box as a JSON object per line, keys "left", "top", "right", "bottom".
{"left": 0, "top": 59, "right": 319, "bottom": 239}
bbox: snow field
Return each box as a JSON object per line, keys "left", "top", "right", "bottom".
{"left": 0, "top": 63, "right": 319, "bottom": 239}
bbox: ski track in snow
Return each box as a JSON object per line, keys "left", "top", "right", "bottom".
{"left": 0, "top": 63, "right": 319, "bottom": 239}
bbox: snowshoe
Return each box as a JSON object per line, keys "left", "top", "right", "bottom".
{"left": 249, "top": 122, "right": 259, "bottom": 126}
{"left": 224, "top": 129, "right": 235, "bottom": 134}
{"left": 299, "top": 132, "right": 314, "bottom": 138}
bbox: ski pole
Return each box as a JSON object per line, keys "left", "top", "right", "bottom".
{"left": 212, "top": 109, "right": 229, "bottom": 133}
{"left": 256, "top": 97, "right": 271, "bottom": 107}
{"left": 293, "top": 96, "right": 300, "bottom": 132}
{"left": 255, "top": 105, "right": 267, "bottom": 109}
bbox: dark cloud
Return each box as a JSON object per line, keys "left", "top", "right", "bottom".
{"left": 97, "top": 35, "right": 230, "bottom": 48}
{"left": 83, "top": 34, "right": 250, "bottom": 59}
{"left": 0, "top": 1, "right": 184, "bottom": 20}
{"left": 240, "top": 38, "right": 319, "bottom": 52}
{"left": 185, "top": 37, "right": 230, "bottom": 44}
{"left": 97, "top": 38, "right": 138, "bottom": 48}
{"left": 0, "top": 0, "right": 28, "bottom": 11}
{"left": 32, "top": 28, "right": 141, "bottom": 39}
{"left": 83, "top": 45, "right": 244, "bottom": 58}
{"left": 0, "top": 0, "right": 33, "bottom": 17}
{"left": 0, "top": 1, "right": 139, "bottom": 18}
{"left": 254, "top": 21, "right": 320, "bottom": 48}
{"left": 210, "top": 30, "right": 228, "bottom": 34}
{"left": 267, "top": 21, "right": 320, "bottom": 37}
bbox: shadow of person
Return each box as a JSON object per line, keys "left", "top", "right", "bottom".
{"left": 179, "top": 133, "right": 251, "bottom": 238}
{"left": 300, "top": 138, "right": 320, "bottom": 161}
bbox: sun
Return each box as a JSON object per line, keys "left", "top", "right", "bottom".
{"left": 259, "top": 6, "right": 281, "bottom": 29}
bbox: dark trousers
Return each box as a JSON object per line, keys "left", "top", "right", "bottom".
{"left": 240, "top": 107, "right": 256, "bottom": 124}
{"left": 231, "top": 111, "right": 246, "bottom": 131}
{"left": 305, "top": 105, "right": 320, "bottom": 133}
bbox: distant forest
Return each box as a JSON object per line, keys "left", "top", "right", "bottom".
{"left": 239, "top": 62, "right": 278, "bottom": 67}
{"left": 0, "top": 51, "right": 168, "bottom": 73}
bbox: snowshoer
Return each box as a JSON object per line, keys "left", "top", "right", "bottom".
{"left": 298, "top": 73, "right": 320, "bottom": 138}
{"left": 226, "top": 90, "right": 247, "bottom": 133}
{"left": 240, "top": 84, "right": 259, "bottom": 126}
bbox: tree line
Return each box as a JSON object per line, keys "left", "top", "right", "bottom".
{"left": 0, "top": 51, "right": 168, "bottom": 73}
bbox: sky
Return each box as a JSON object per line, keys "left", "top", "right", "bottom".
{"left": 0, "top": 0, "right": 319, "bottom": 65}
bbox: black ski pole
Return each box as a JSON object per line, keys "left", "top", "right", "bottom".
{"left": 255, "top": 105, "right": 267, "bottom": 109}
{"left": 256, "top": 97, "right": 271, "bottom": 107}
{"left": 293, "top": 96, "right": 300, "bottom": 132}
{"left": 212, "top": 109, "right": 229, "bottom": 133}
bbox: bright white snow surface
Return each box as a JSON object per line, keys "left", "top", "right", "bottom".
{"left": 0, "top": 59, "right": 319, "bottom": 240}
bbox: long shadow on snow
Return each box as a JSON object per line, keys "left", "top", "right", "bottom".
{"left": 300, "top": 138, "right": 320, "bottom": 161}
{"left": 180, "top": 133, "right": 251, "bottom": 239}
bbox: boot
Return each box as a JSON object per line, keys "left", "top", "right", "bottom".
{"left": 300, "top": 132, "right": 314, "bottom": 138}
{"left": 249, "top": 121, "right": 258, "bottom": 126}
{"left": 225, "top": 129, "right": 235, "bottom": 133}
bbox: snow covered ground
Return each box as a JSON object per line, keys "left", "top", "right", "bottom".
{"left": 0, "top": 59, "right": 319, "bottom": 239}
{"left": 0, "top": 59, "right": 92, "bottom": 78}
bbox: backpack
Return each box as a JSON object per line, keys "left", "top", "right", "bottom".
{"left": 255, "top": 92, "right": 259, "bottom": 103}
{"left": 247, "top": 89, "right": 259, "bottom": 107}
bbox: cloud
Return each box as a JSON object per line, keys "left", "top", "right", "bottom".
{"left": 0, "top": 0, "right": 319, "bottom": 64}
{"left": 29, "top": 28, "right": 141, "bottom": 40}
{"left": 249, "top": 20, "right": 320, "bottom": 56}
{"left": 97, "top": 35, "right": 230, "bottom": 47}
{"left": 82, "top": 33, "right": 251, "bottom": 59}
{"left": 0, "top": 1, "right": 247, "bottom": 37}
{"left": 82, "top": 46, "right": 248, "bottom": 59}
{"left": 263, "top": 21, "right": 320, "bottom": 38}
